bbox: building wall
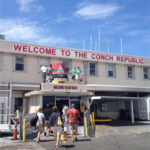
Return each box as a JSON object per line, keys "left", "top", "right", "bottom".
{"left": 0, "top": 52, "right": 150, "bottom": 86}
{"left": 0, "top": 40, "right": 150, "bottom": 119}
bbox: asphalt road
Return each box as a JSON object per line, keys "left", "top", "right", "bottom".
{"left": 1, "top": 122, "right": 150, "bottom": 150}
{"left": 0, "top": 133, "right": 150, "bottom": 150}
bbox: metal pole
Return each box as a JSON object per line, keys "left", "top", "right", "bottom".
{"left": 98, "top": 29, "right": 100, "bottom": 51}
{"left": 19, "top": 115, "right": 23, "bottom": 140}
{"left": 90, "top": 35, "right": 92, "bottom": 50}
{"left": 84, "top": 117, "right": 88, "bottom": 136}
{"left": 83, "top": 40, "right": 85, "bottom": 50}
{"left": 130, "top": 100, "right": 134, "bottom": 124}
{"left": 120, "top": 37, "right": 123, "bottom": 54}
{"left": 23, "top": 119, "right": 26, "bottom": 142}
{"left": 95, "top": 41, "right": 97, "bottom": 51}
{"left": 9, "top": 83, "right": 12, "bottom": 126}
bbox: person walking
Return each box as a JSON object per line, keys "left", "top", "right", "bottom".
{"left": 66, "top": 104, "right": 80, "bottom": 142}
{"left": 40, "top": 64, "right": 47, "bottom": 83}
{"left": 43, "top": 104, "right": 52, "bottom": 136}
{"left": 36, "top": 107, "right": 45, "bottom": 143}
{"left": 62, "top": 106, "right": 69, "bottom": 134}
{"left": 48, "top": 106, "right": 63, "bottom": 148}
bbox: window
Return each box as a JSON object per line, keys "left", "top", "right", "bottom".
{"left": 89, "top": 63, "right": 96, "bottom": 76}
{"left": 107, "top": 64, "right": 116, "bottom": 78}
{"left": 15, "top": 56, "right": 25, "bottom": 71}
{"left": 38, "top": 57, "right": 49, "bottom": 72}
{"left": 143, "top": 67, "right": 150, "bottom": 79}
{"left": 127, "top": 66, "right": 135, "bottom": 79}
{"left": 14, "top": 98, "right": 23, "bottom": 112}
{"left": 62, "top": 60, "right": 71, "bottom": 73}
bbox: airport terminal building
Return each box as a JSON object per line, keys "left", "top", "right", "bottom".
{"left": 0, "top": 39, "right": 150, "bottom": 128}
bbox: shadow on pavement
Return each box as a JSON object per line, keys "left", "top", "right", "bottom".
{"left": 0, "top": 132, "right": 13, "bottom": 137}
{"left": 61, "top": 144, "right": 75, "bottom": 148}
{"left": 77, "top": 138, "right": 91, "bottom": 142}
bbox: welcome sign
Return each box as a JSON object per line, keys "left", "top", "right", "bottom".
{"left": 13, "top": 43, "right": 144, "bottom": 65}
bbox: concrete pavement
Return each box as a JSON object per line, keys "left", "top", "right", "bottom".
{"left": 0, "top": 120, "right": 150, "bottom": 150}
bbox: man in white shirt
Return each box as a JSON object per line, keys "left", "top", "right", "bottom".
{"left": 40, "top": 64, "right": 47, "bottom": 83}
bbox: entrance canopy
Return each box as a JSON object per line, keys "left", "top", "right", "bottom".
{"left": 25, "top": 90, "right": 93, "bottom": 97}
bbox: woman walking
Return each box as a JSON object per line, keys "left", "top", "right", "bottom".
{"left": 36, "top": 107, "right": 45, "bottom": 143}
{"left": 62, "top": 106, "right": 69, "bottom": 134}
{"left": 49, "top": 106, "right": 63, "bottom": 148}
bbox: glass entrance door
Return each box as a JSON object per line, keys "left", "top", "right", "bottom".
{"left": 70, "top": 99, "right": 80, "bottom": 111}
{"left": 56, "top": 96, "right": 69, "bottom": 114}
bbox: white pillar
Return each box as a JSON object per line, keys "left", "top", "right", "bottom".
{"left": 131, "top": 100, "right": 134, "bottom": 124}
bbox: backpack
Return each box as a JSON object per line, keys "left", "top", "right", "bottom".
{"left": 30, "top": 113, "right": 38, "bottom": 126}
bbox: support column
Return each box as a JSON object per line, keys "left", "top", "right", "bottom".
{"left": 23, "top": 97, "right": 26, "bottom": 114}
{"left": 130, "top": 100, "right": 134, "bottom": 124}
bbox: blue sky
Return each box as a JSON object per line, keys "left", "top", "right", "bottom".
{"left": 0, "top": 0, "right": 150, "bottom": 57}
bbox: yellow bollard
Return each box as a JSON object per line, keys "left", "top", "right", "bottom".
{"left": 90, "top": 114, "right": 94, "bottom": 131}
{"left": 92, "top": 112, "right": 95, "bottom": 129}
{"left": 23, "top": 119, "right": 26, "bottom": 142}
{"left": 84, "top": 117, "right": 88, "bottom": 136}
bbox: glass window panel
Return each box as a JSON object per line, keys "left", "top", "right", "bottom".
{"left": 143, "top": 67, "right": 149, "bottom": 79}
{"left": 127, "top": 66, "right": 134, "bottom": 78}
{"left": 90, "top": 63, "right": 96, "bottom": 75}
{"left": 108, "top": 64, "right": 115, "bottom": 77}
{"left": 63, "top": 60, "right": 70, "bottom": 73}
{"left": 15, "top": 56, "right": 24, "bottom": 71}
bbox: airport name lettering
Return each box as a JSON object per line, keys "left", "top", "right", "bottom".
{"left": 54, "top": 85, "right": 77, "bottom": 90}
{"left": 13, "top": 44, "right": 144, "bottom": 64}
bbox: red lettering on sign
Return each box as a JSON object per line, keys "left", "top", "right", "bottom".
{"left": 33, "top": 47, "right": 38, "bottom": 53}
{"left": 23, "top": 45, "right": 27, "bottom": 52}
{"left": 91, "top": 53, "right": 95, "bottom": 59}
{"left": 14, "top": 44, "right": 22, "bottom": 51}
{"left": 39, "top": 48, "right": 45, "bottom": 54}
{"left": 28, "top": 46, "right": 33, "bottom": 53}
{"left": 65, "top": 50, "right": 70, "bottom": 56}
{"left": 45, "top": 48, "right": 56, "bottom": 55}
{"left": 61, "top": 50, "right": 65, "bottom": 56}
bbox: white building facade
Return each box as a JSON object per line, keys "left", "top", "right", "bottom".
{"left": 0, "top": 40, "right": 150, "bottom": 126}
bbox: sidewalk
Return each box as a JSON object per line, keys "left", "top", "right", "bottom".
{"left": 95, "top": 120, "right": 150, "bottom": 137}
{"left": 0, "top": 120, "right": 150, "bottom": 149}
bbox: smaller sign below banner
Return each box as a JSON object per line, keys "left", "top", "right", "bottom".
{"left": 53, "top": 85, "right": 77, "bottom": 90}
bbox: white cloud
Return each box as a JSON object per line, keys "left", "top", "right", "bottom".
{"left": 75, "top": 3, "right": 121, "bottom": 19}
{"left": 56, "top": 16, "right": 72, "bottom": 23}
{"left": 16, "top": 0, "right": 43, "bottom": 12}
{"left": 0, "top": 18, "right": 68, "bottom": 46}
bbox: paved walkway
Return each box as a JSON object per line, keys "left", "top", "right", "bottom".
{"left": 0, "top": 120, "right": 150, "bottom": 149}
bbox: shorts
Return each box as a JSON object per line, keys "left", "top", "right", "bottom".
{"left": 69, "top": 124, "right": 78, "bottom": 130}
{"left": 72, "top": 75, "right": 75, "bottom": 80}
{"left": 53, "top": 126, "right": 62, "bottom": 136}
{"left": 36, "top": 122, "right": 42, "bottom": 132}
{"left": 75, "top": 74, "right": 79, "bottom": 80}
{"left": 45, "top": 120, "right": 49, "bottom": 128}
